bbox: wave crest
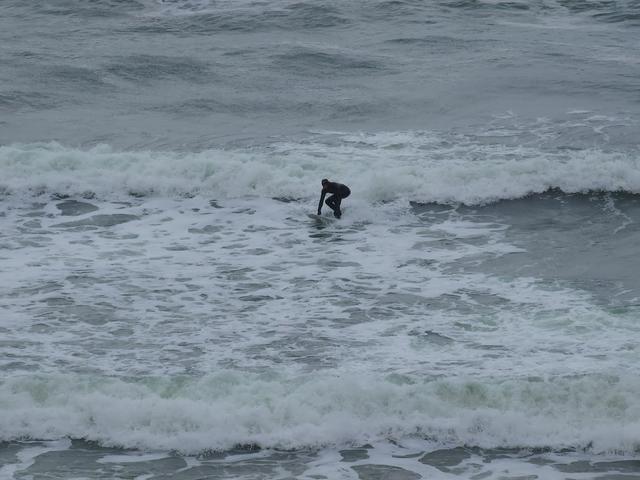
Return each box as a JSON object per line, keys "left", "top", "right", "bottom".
{"left": 1, "top": 372, "right": 639, "bottom": 454}
{"left": 1, "top": 136, "right": 638, "bottom": 205}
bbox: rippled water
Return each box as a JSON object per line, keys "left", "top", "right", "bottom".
{"left": 1, "top": 0, "right": 640, "bottom": 478}
{"left": 2, "top": 0, "right": 639, "bottom": 148}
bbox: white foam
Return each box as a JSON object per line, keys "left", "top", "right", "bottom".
{"left": 97, "top": 452, "right": 172, "bottom": 463}
{"left": 0, "top": 373, "right": 639, "bottom": 455}
{"left": 1, "top": 170, "right": 638, "bottom": 458}
{"left": 1, "top": 135, "right": 638, "bottom": 205}
{"left": 1, "top": 195, "right": 636, "bottom": 384}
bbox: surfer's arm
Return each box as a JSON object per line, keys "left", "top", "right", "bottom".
{"left": 317, "top": 190, "right": 326, "bottom": 215}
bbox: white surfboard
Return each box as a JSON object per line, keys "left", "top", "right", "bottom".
{"left": 308, "top": 213, "right": 337, "bottom": 223}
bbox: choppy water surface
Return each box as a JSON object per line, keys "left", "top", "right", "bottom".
{"left": 2, "top": 0, "right": 639, "bottom": 148}
{"left": 1, "top": 0, "right": 640, "bottom": 479}
{"left": 2, "top": 190, "right": 640, "bottom": 478}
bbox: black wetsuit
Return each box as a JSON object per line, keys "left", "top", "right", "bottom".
{"left": 318, "top": 182, "right": 351, "bottom": 218}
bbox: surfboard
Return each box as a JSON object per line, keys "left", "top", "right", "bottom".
{"left": 308, "top": 213, "right": 337, "bottom": 223}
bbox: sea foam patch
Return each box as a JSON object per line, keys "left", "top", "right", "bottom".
{"left": 1, "top": 196, "right": 629, "bottom": 382}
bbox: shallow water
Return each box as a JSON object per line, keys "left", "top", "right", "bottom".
{"left": 3, "top": 439, "right": 640, "bottom": 480}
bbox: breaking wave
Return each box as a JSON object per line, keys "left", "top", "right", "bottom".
{"left": 1, "top": 134, "right": 638, "bottom": 205}
{"left": 1, "top": 372, "right": 639, "bottom": 454}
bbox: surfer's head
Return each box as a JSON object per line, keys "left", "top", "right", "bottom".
{"left": 321, "top": 178, "right": 329, "bottom": 187}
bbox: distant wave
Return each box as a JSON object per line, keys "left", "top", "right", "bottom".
{"left": 1, "top": 372, "right": 638, "bottom": 454}
{"left": 556, "top": 0, "right": 640, "bottom": 25}
{"left": 1, "top": 136, "right": 638, "bottom": 205}
{"left": 272, "top": 46, "right": 383, "bottom": 76}
{"left": 438, "top": 0, "right": 640, "bottom": 25}
{"left": 136, "top": 1, "right": 349, "bottom": 33}
{"left": 105, "top": 54, "right": 211, "bottom": 83}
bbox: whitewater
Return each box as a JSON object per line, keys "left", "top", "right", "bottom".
{"left": 2, "top": 0, "right": 640, "bottom": 479}
{"left": 2, "top": 125, "right": 640, "bottom": 204}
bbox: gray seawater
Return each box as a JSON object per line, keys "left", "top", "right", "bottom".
{"left": 2, "top": 1, "right": 640, "bottom": 479}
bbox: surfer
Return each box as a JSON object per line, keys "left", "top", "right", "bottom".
{"left": 317, "top": 178, "right": 351, "bottom": 218}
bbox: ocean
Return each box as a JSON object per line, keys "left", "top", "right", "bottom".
{"left": 1, "top": 1, "right": 640, "bottom": 479}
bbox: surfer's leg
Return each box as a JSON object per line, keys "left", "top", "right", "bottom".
{"left": 326, "top": 195, "right": 342, "bottom": 218}
{"left": 333, "top": 196, "right": 342, "bottom": 218}
{"left": 326, "top": 195, "right": 337, "bottom": 212}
